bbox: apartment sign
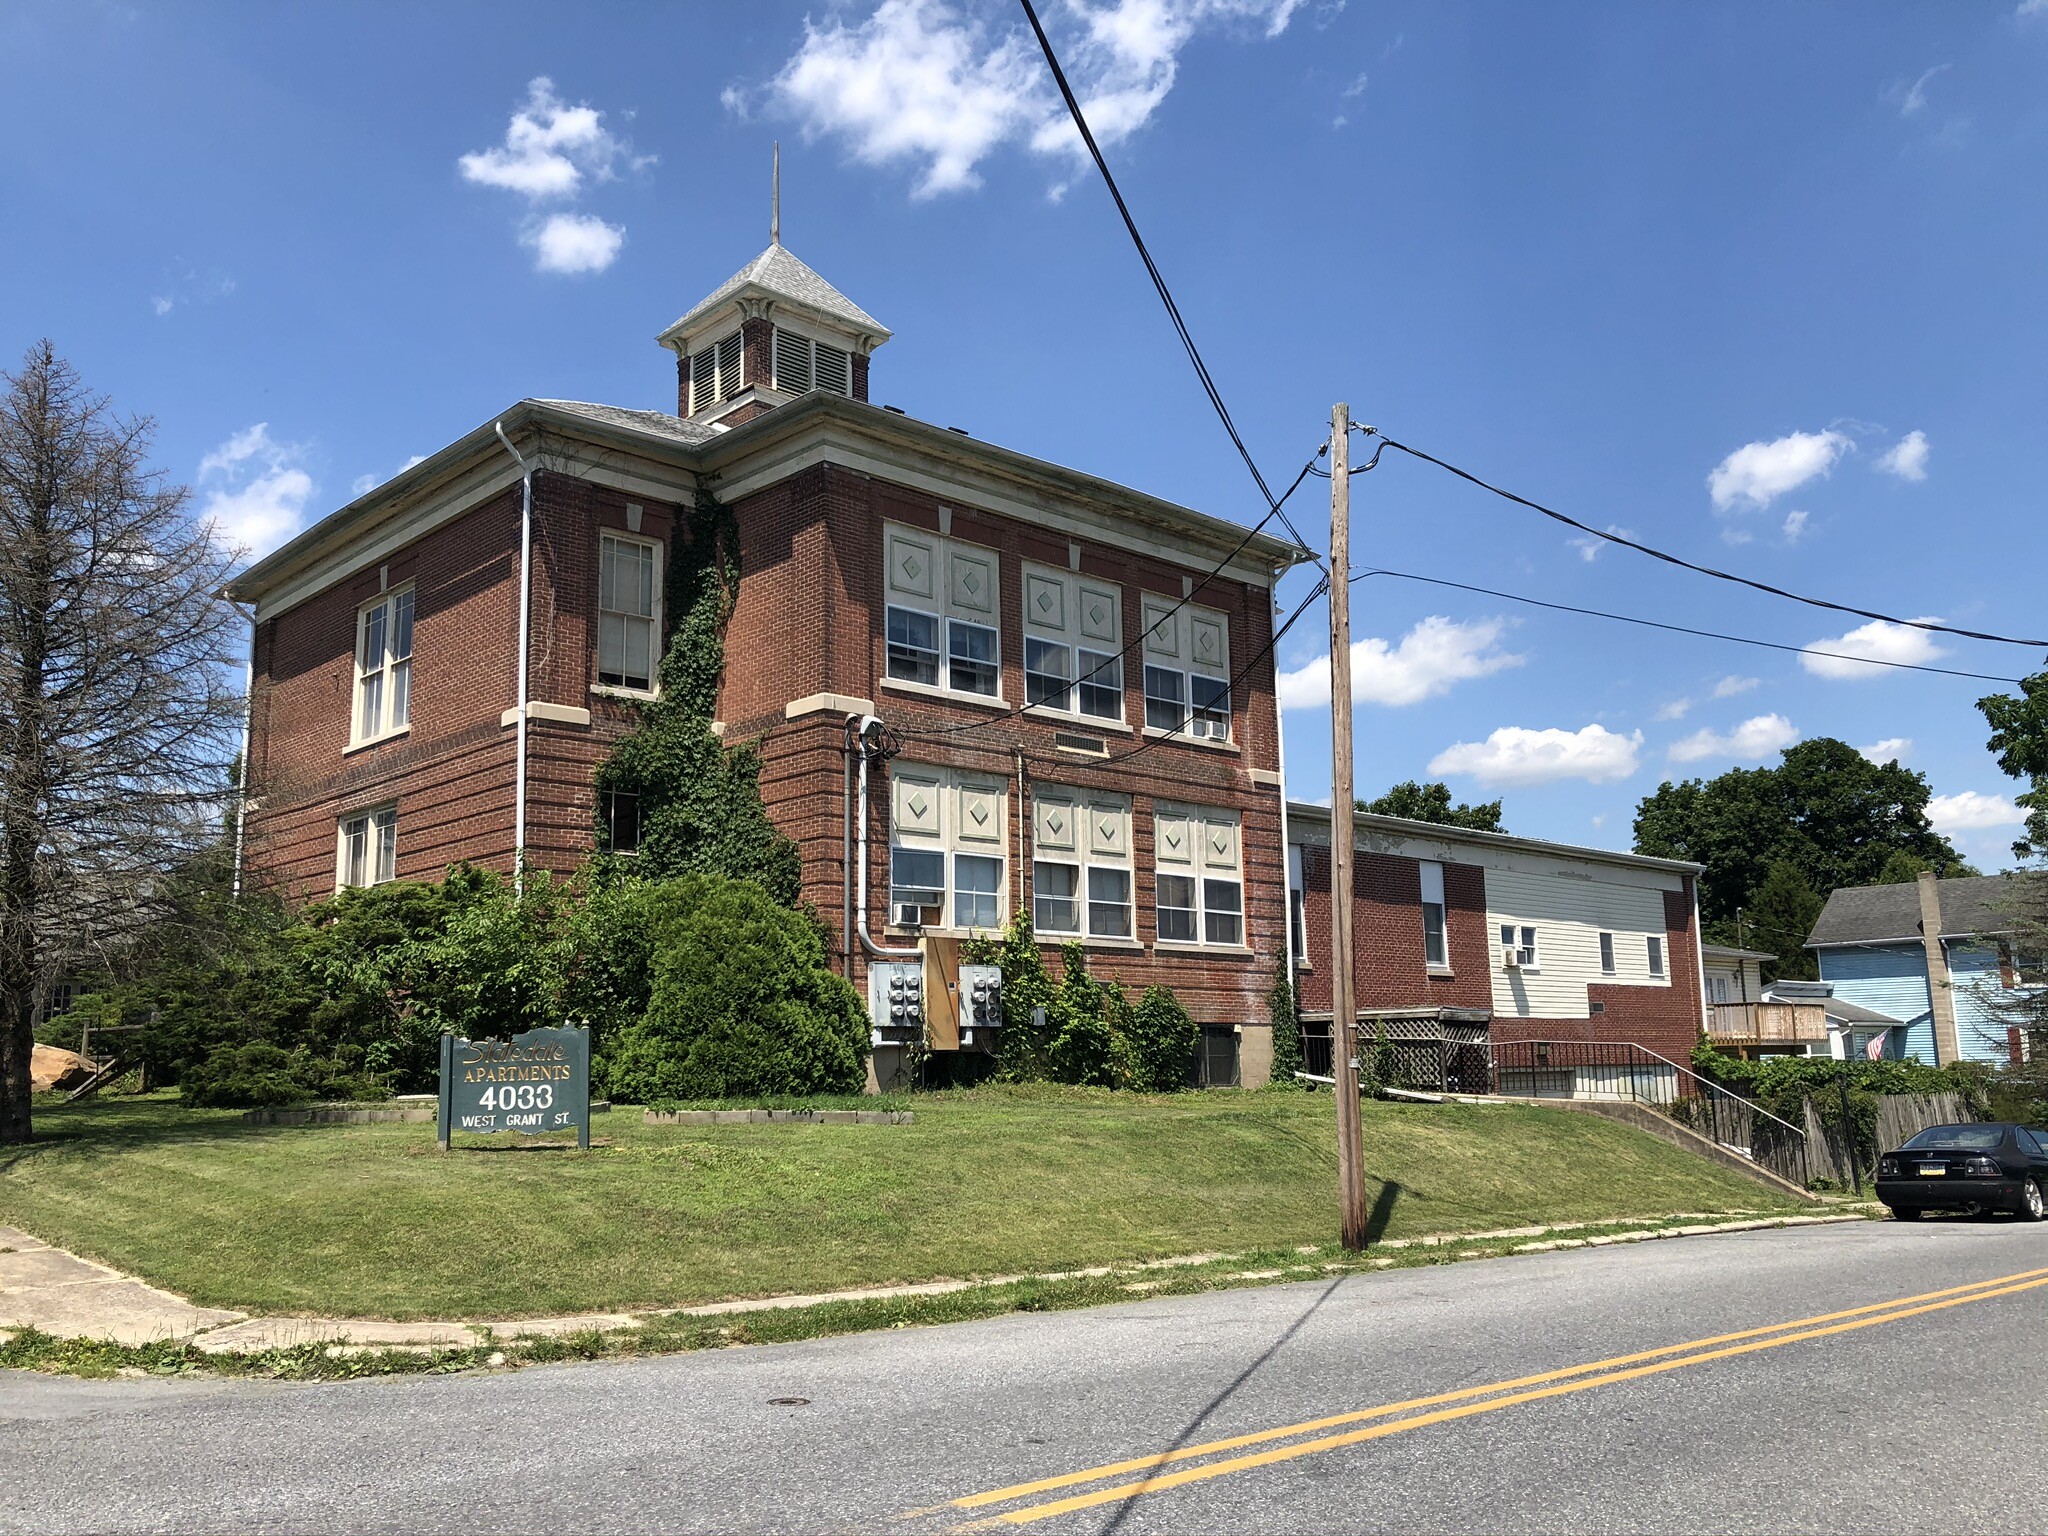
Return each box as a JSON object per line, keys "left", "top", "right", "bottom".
{"left": 437, "top": 1026, "right": 591, "bottom": 1150}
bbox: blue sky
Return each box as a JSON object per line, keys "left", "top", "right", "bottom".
{"left": 6, "top": 1, "right": 2045, "bottom": 866}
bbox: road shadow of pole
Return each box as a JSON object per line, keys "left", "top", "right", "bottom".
{"left": 1366, "top": 1180, "right": 1404, "bottom": 1246}
{"left": 1097, "top": 1273, "right": 1356, "bottom": 1533}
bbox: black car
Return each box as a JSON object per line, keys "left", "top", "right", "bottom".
{"left": 1876, "top": 1123, "right": 2048, "bottom": 1221}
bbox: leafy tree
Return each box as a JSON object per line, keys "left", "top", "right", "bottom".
{"left": 606, "top": 874, "right": 867, "bottom": 1102}
{"left": 1125, "top": 985, "right": 1199, "bottom": 1092}
{"left": 1740, "top": 859, "right": 1826, "bottom": 982}
{"left": 1360, "top": 780, "right": 1505, "bottom": 832}
{"left": 1979, "top": 669, "right": 2048, "bottom": 860}
{"left": 1634, "top": 737, "right": 1970, "bottom": 930}
{"left": 1, "top": 344, "right": 243, "bottom": 1141}
{"left": 1876, "top": 850, "right": 1936, "bottom": 885}
{"left": 1048, "top": 941, "right": 1122, "bottom": 1088}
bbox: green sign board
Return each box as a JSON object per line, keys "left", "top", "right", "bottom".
{"left": 437, "top": 1025, "right": 591, "bottom": 1149}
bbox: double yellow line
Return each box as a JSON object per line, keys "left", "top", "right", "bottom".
{"left": 931, "top": 1263, "right": 2048, "bottom": 1527}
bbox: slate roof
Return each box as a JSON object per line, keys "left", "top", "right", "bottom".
{"left": 1807, "top": 873, "right": 2030, "bottom": 947}
{"left": 533, "top": 400, "right": 721, "bottom": 447}
{"left": 661, "top": 242, "right": 889, "bottom": 341}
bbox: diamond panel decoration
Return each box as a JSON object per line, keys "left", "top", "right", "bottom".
{"left": 888, "top": 530, "right": 936, "bottom": 600}
{"left": 958, "top": 783, "right": 1002, "bottom": 843}
{"left": 1034, "top": 795, "right": 1076, "bottom": 851}
{"left": 1089, "top": 803, "right": 1127, "bottom": 858}
{"left": 950, "top": 549, "right": 996, "bottom": 614}
{"left": 1204, "top": 817, "right": 1239, "bottom": 870}
{"left": 1192, "top": 614, "right": 1226, "bottom": 668}
{"left": 1079, "top": 582, "right": 1118, "bottom": 643}
{"left": 892, "top": 774, "right": 942, "bottom": 836}
{"left": 1143, "top": 598, "right": 1180, "bottom": 658}
{"left": 1025, "top": 572, "right": 1067, "bottom": 633}
{"left": 1155, "top": 812, "right": 1192, "bottom": 865}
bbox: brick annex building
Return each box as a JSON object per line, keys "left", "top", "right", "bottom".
{"left": 228, "top": 235, "right": 1314, "bottom": 1085}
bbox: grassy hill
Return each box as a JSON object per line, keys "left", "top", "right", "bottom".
{"left": 1, "top": 1085, "right": 1795, "bottom": 1320}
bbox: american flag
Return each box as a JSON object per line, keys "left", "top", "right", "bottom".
{"left": 1864, "top": 1027, "right": 1890, "bottom": 1061}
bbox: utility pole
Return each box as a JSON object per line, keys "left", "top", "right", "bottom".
{"left": 1328, "top": 403, "right": 1369, "bottom": 1250}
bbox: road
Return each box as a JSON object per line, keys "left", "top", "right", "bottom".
{"left": 2, "top": 1217, "right": 2044, "bottom": 1535}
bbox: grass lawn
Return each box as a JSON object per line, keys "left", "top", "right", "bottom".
{"left": 0, "top": 1085, "right": 1797, "bottom": 1320}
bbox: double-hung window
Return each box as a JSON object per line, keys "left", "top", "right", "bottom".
{"left": 1500, "top": 924, "right": 1538, "bottom": 969}
{"left": 598, "top": 534, "right": 660, "bottom": 693}
{"left": 883, "top": 524, "right": 1001, "bottom": 701}
{"left": 888, "top": 765, "right": 1008, "bottom": 932}
{"left": 1288, "top": 844, "right": 1307, "bottom": 963}
{"left": 1140, "top": 596, "right": 1231, "bottom": 741}
{"left": 1031, "top": 789, "right": 1133, "bottom": 940}
{"left": 1599, "top": 931, "right": 1617, "bottom": 975}
{"left": 1647, "top": 935, "right": 1665, "bottom": 977}
{"left": 1022, "top": 564, "right": 1124, "bottom": 723}
{"left": 1420, "top": 860, "right": 1449, "bottom": 970}
{"left": 353, "top": 587, "right": 413, "bottom": 745}
{"left": 1154, "top": 804, "right": 1244, "bottom": 947}
{"left": 338, "top": 806, "right": 397, "bottom": 889}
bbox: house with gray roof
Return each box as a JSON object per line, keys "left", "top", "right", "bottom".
{"left": 1805, "top": 871, "right": 2041, "bottom": 1066}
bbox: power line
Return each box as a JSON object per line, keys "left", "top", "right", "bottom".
{"left": 1016, "top": 0, "right": 1319, "bottom": 561}
{"left": 1368, "top": 432, "right": 2048, "bottom": 650}
{"left": 1344, "top": 567, "right": 2029, "bottom": 685}
{"left": 898, "top": 447, "right": 1326, "bottom": 743}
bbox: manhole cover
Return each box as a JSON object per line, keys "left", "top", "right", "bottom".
{"left": 768, "top": 1396, "right": 811, "bottom": 1407}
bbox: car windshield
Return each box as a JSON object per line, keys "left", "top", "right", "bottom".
{"left": 1901, "top": 1125, "right": 2006, "bottom": 1151}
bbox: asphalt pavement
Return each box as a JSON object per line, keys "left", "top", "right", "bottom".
{"left": 2, "top": 1216, "right": 2043, "bottom": 1535}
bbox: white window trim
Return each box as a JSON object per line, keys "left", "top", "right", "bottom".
{"left": 336, "top": 804, "right": 397, "bottom": 892}
{"left": 1020, "top": 562, "right": 1129, "bottom": 732}
{"left": 1599, "top": 930, "right": 1617, "bottom": 975}
{"left": 593, "top": 531, "right": 665, "bottom": 700}
{"left": 349, "top": 586, "right": 414, "bottom": 751}
{"left": 1647, "top": 934, "right": 1666, "bottom": 978}
{"left": 1420, "top": 860, "right": 1451, "bottom": 974}
{"left": 1501, "top": 923, "right": 1540, "bottom": 972}
{"left": 1141, "top": 597, "right": 1233, "bottom": 744}
{"left": 1031, "top": 789, "right": 1135, "bottom": 942}
{"left": 886, "top": 765, "right": 1010, "bottom": 936}
{"left": 1153, "top": 804, "right": 1247, "bottom": 951}
{"left": 881, "top": 525, "right": 1007, "bottom": 708}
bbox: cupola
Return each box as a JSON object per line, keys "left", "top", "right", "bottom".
{"left": 657, "top": 149, "right": 890, "bottom": 428}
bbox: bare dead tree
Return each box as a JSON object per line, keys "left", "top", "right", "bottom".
{"left": 0, "top": 342, "right": 244, "bottom": 1142}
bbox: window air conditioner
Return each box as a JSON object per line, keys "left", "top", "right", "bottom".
{"left": 893, "top": 903, "right": 927, "bottom": 929}
{"left": 1502, "top": 946, "right": 1521, "bottom": 971}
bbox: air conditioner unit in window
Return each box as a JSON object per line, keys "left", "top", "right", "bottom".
{"left": 893, "top": 902, "right": 927, "bottom": 929}
{"left": 1502, "top": 946, "right": 1521, "bottom": 971}
{"left": 1188, "top": 719, "right": 1224, "bottom": 741}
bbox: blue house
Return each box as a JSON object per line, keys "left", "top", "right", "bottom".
{"left": 1806, "top": 871, "right": 2041, "bottom": 1067}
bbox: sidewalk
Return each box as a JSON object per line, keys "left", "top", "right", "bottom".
{"left": 1, "top": 1211, "right": 1875, "bottom": 1356}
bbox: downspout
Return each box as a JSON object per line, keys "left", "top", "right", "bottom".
{"left": 851, "top": 713, "right": 919, "bottom": 960}
{"left": 1273, "top": 584, "right": 1298, "bottom": 1003}
{"left": 231, "top": 602, "right": 256, "bottom": 901}
{"left": 842, "top": 719, "right": 857, "bottom": 975}
{"left": 494, "top": 422, "right": 534, "bottom": 894}
{"left": 1691, "top": 878, "right": 1710, "bottom": 1039}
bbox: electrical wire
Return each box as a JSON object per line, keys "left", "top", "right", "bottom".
{"left": 1342, "top": 567, "right": 2028, "bottom": 685}
{"left": 1103, "top": 571, "right": 1332, "bottom": 764}
{"left": 897, "top": 447, "right": 1326, "bottom": 743}
{"left": 1368, "top": 433, "right": 2048, "bottom": 650}
{"left": 1016, "top": 0, "right": 1320, "bottom": 562}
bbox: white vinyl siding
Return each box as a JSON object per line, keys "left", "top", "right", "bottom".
{"left": 883, "top": 524, "right": 1002, "bottom": 702}
{"left": 1486, "top": 861, "right": 1678, "bottom": 1019}
{"left": 888, "top": 764, "right": 1008, "bottom": 933}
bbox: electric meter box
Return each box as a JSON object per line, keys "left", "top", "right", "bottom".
{"left": 867, "top": 960, "right": 926, "bottom": 1048}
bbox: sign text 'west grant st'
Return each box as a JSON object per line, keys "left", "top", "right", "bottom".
{"left": 437, "top": 1025, "right": 591, "bottom": 1149}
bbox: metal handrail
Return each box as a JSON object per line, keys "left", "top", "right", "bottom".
{"left": 1520, "top": 1037, "right": 1808, "bottom": 1140}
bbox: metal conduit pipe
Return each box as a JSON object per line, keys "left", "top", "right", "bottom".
{"left": 493, "top": 421, "right": 535, "bottom": 893}
{"left": 851, "top": 713, "right": 920, "bottom": 960}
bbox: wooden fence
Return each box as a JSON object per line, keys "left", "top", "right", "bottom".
{"left": 1801, "top": 1092, "right": 1977, "bottom": 1187}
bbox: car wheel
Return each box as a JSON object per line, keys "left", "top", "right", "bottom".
{"left": 1889, "top": 1206, "right": 1922, "bottom": 1222}
{"left": 2023, "top": 1181, "right": 2046, "bottom": 1223}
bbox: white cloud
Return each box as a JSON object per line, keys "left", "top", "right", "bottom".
{"left": 152, "top": 296, "right": 175, "bottom": 317}
{"left": 1342, "top": 70, "right": 1369, "bottom": 97}
{"left": 1859, "top": 737, "right": 1913, "bottom": 765}
{"left": 1712, "top": 674, "right": 1760, "bottom": 699}
{"left": 1567, "top": 523, "right": 1632, "bottom": 562}
{"left": 1927, "top": 791, "right": 2024, "bottom": 832}
{"left": 762, "top": 0, "right": 1301, "bottom": 198}
{"left": 1428, "top": 724, "right": 1642, "bottom": 788}
{"left": 1653, "top": 698, "right": 1692, "bottom": 722}
{"left": 1876, "top": 429, "right": 1930, "bottom": 481}
{"left": 1276, "top": 615, "right": 1522, "bottom": 709}
{"left": 1667, "top": 712, "right": 1799, "bottom": 765}
{"left": 198, "top": 424, "right": 315, "bottom": 560}
{"left": 524, "top": 212, "right": 625, "bottom": 274}
{"left": 2024, "top": 0, "right": 2048, "bottom": 17}
{"left": 1707, "top": 429, "right": 1851, "bottom": 512}
{"left": 1800, "top": 617, "right": 1948, "bottom": 679}
{"left": 1899, "top": 63, "right": 1951, "bottom": 116}
{"left": 459, "top": 77, "right": 637, "bottom": 199}
{"left": 1781, "top": 509, "right": 1809, "bottom": 542}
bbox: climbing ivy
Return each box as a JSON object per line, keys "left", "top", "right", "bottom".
{"left": 1266, "top": 963, "right": 1303, "bottom": 1087}
{"left": 593, "top": 487, "right": 800, "bottom": 905}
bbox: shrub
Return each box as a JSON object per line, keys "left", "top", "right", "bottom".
{"left": 178, "top": 1043, "right": 387, "bottom": 1108}
{"left": 603, "top": 874, "right": 868, "bottom": 1102}
{"left": 1049, "top": 942, "right": 1123, "bottom": 1088}
{"left": 1267, "top": 966, "right": 1303, "bottom": 1086}
{"left": 1127, "top": 986, "right": 1199, "bottom": 1092}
